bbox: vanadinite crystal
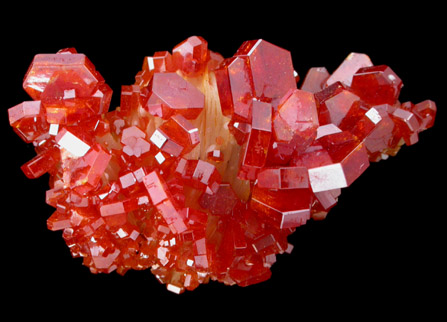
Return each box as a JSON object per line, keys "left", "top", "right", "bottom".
{"left": 8, "top": 36, "right": 437, "bottom": 294}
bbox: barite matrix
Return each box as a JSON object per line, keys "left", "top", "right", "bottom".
{"left": 8, "top": 36, "right": 436, "bottom": 294}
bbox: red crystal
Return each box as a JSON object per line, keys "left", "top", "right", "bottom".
{"left": 23, "top": 51, "right": 105, "bottom": 101}
{"left": 235, "top": 39, "right": 297, "bottom": 105}
{"left": 174, "top": 158, "right": 221, "bottom": 194}
{"left": 21, "top": 146, "right": 60, "bottom": 179}
{"left": 257, "top": 166, "right": 309, "bottom": 190}
{"left": 251, "top": 185, "right": 312, "bottom": 229}
{"left": 390, "top": 108, "right": 420, "bottom": 145}
{"left": 146, "top": 72, "right": 204, "bottom": 119}
{"left": 272, "top": 89, "right": 319, "bottom": 152}
{"left": 8, "top": 39, "right": 437, "bottom": 294}
{"left": 150, "top": 114, "right": 200, "bottom": 157}
{"left": 8, "top": 101, "right": 49, "bottom": 143}
{"left": 351, "top": 65, "right": 403, "bottom": 105}
{"left": 207, "top": 148, "right": 224, "bottom": 163}
{"left": 412, "top": 100, "right": 437, "bottom": 131}
{"left": 238, "top": 100, "right": 272, "bottom": 179}
{"left": 69, "top": 143, "right": 112, "bottom": 194}
{"left": 215, "top": 56, "right": 254, "bottom": 122}
{"left": 318, "top": 89, "right": 361, "bottom": 127}
{"left": 172, "top": 36, "right": 209, "bottom": 76}
{"left": 325, "top": 52, "right": 373, "bottom": 87}
{"left": 142, "top": 51, "right": 174, "bottom": 77}
{"left": 301, "top": 67, "right": 330, "bottom": 93}
{"left": 41, "top": 70, "right": 112, "bottom": 124}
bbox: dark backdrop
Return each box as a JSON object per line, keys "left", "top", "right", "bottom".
{"left": 1, "top": 4, "right": 444, "bottom": 318}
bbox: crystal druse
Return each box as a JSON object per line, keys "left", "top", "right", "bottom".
{"left": 8, "top": 36, "right": 436, "bottom": 294}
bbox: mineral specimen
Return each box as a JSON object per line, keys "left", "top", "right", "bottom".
{"left": 8, "top": 37, "right": 436, "bottom": 294}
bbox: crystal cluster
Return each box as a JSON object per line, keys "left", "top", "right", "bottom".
{"left": 8, "top": 37, "right": 436, "bottom": 294}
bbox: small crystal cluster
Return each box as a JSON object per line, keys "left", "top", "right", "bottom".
{"left": 8, "top": 36, "right": 436, "bottom": 294}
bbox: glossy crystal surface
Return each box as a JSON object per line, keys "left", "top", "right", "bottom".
{"left": 8, "top": 37, "right": 436, "bottom": 294}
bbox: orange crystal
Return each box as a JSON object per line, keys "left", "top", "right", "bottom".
{"left": 8, "top": 36, "right": 437, "bottom": 294}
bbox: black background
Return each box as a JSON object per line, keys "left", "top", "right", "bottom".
{"left": 1, "top": 4, "right": 444, "bottom": 318}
